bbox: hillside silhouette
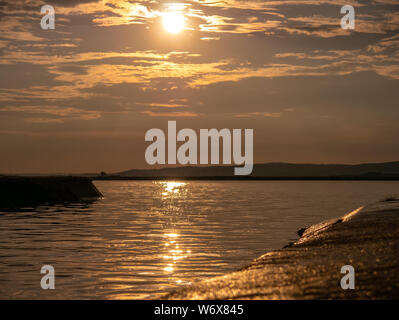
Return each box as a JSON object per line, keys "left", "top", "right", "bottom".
{"left": 110, "top": 161, "right": 399, "bottom": 179}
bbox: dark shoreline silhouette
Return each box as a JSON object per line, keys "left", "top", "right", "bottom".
{"left": 2, "top": 161, "right": 399, "bottom": 208}
{"left": 93, "top": 175, "right": 399, "bottom": 181}
{"left": 0, "top": 176, "right": 102, "bottom": 210}
{"left": 93, "top": 161, "right": 399, "bottom": 180}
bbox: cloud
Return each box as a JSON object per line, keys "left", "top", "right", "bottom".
{"left": 235, "top": 112, "right": 282, "bottom": 118}
{"left": 0, "top": 0, "right": 398, "bottom": 149}
{"left": 136, "top": 102, "right": 187, "bottom": 108}
{"left": 141, "top": 110, "right": 198, "bottom": 117}
{"left": 24, "top": 117, "right": 65, "bottom": 123}
{"left": 0, "top": 105, "right": 102, "bottom": 122}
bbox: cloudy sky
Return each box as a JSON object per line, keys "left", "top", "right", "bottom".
{"left": 0, "top": 0, "right": 398, "bottom": 173}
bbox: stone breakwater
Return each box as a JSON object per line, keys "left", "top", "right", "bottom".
{"left": 165, "top": 201, "right": 399, "bottom": 299}
{"left": 0, "top": 176, "right": 102, "bottom": 209}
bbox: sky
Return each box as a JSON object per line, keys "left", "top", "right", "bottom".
{"left": 0, "top": 0, "right": 398, "bottom": 174}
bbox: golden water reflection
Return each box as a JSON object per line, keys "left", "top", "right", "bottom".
{"left": 162, "top": 232, "right": 191, "bottom": 283}
{"left": 160, "top": 182, "right": 192, "bottom": 286}
{"left": 161, "top": 181, "right": 186, "bottom": 196}
{"left": 109, "top": 181, "right": 194, "bottom": 298}
{"left": 5, "top": 180, "right": 393, "bottom": 299}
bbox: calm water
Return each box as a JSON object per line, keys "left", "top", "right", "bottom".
{"left": 1, "top": 180, "right": 399, "bottom": 299}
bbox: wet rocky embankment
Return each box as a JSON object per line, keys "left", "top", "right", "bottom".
{"left": 165, "top": 201, "right": 399, "bottom": 299}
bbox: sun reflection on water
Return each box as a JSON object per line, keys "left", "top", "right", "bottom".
{"left": 155, "top": 182, "right": 193, "bottom": 287}
{"left": 162, "top": 231, "right": 192, "bottom": 286}
{"left": 161, "top": 181, "right": 186, "bottom": 195}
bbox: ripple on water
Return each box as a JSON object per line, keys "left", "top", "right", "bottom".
{"left": 1, "top": 180, "right": 399, "bottom": 299}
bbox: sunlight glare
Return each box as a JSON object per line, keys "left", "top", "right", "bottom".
{"left": 162, "top": 11, "right": 185, "bottom": 33}
{"left": 162, "top": 182, "right": 186, "bottom": 195}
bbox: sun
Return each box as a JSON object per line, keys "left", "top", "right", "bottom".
{"left": 162, "top": 11, "right": 185, "bottom": 33}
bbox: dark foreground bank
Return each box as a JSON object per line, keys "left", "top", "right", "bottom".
{"left": 0, "top": 176, "right": 102, "bottom": 209}
{"left": 165, "top": 201, "right": 399, "bottom": 299}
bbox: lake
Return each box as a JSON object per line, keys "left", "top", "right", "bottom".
{"left": 1, "top": 180, "right": 398, "bottom": 299}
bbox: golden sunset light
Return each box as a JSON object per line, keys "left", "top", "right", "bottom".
{"left": 162, "top": 11, "right": 185, "bottom": 33}
{"left": 1, "top": 0, "right": 399, "bottom": 307}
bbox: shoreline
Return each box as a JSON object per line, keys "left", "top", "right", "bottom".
{"left": 0, "top": 176, "right": 103, "bottom": 209}
{"left": 93, "top": 175, "right": 399, "bottom": 181}
{"left": 89, "top": 175, "right": 399, "bottom": 181}
{"left": 164, "top": 201, "right": 399, "bottom": 299}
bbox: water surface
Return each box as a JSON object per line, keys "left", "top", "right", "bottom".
{"left": 1, "top": 180, "right": 398, "bottom": 299}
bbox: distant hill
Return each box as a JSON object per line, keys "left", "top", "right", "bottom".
{"left": 112, "top": 161, "right": 399, "bottom": 179}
